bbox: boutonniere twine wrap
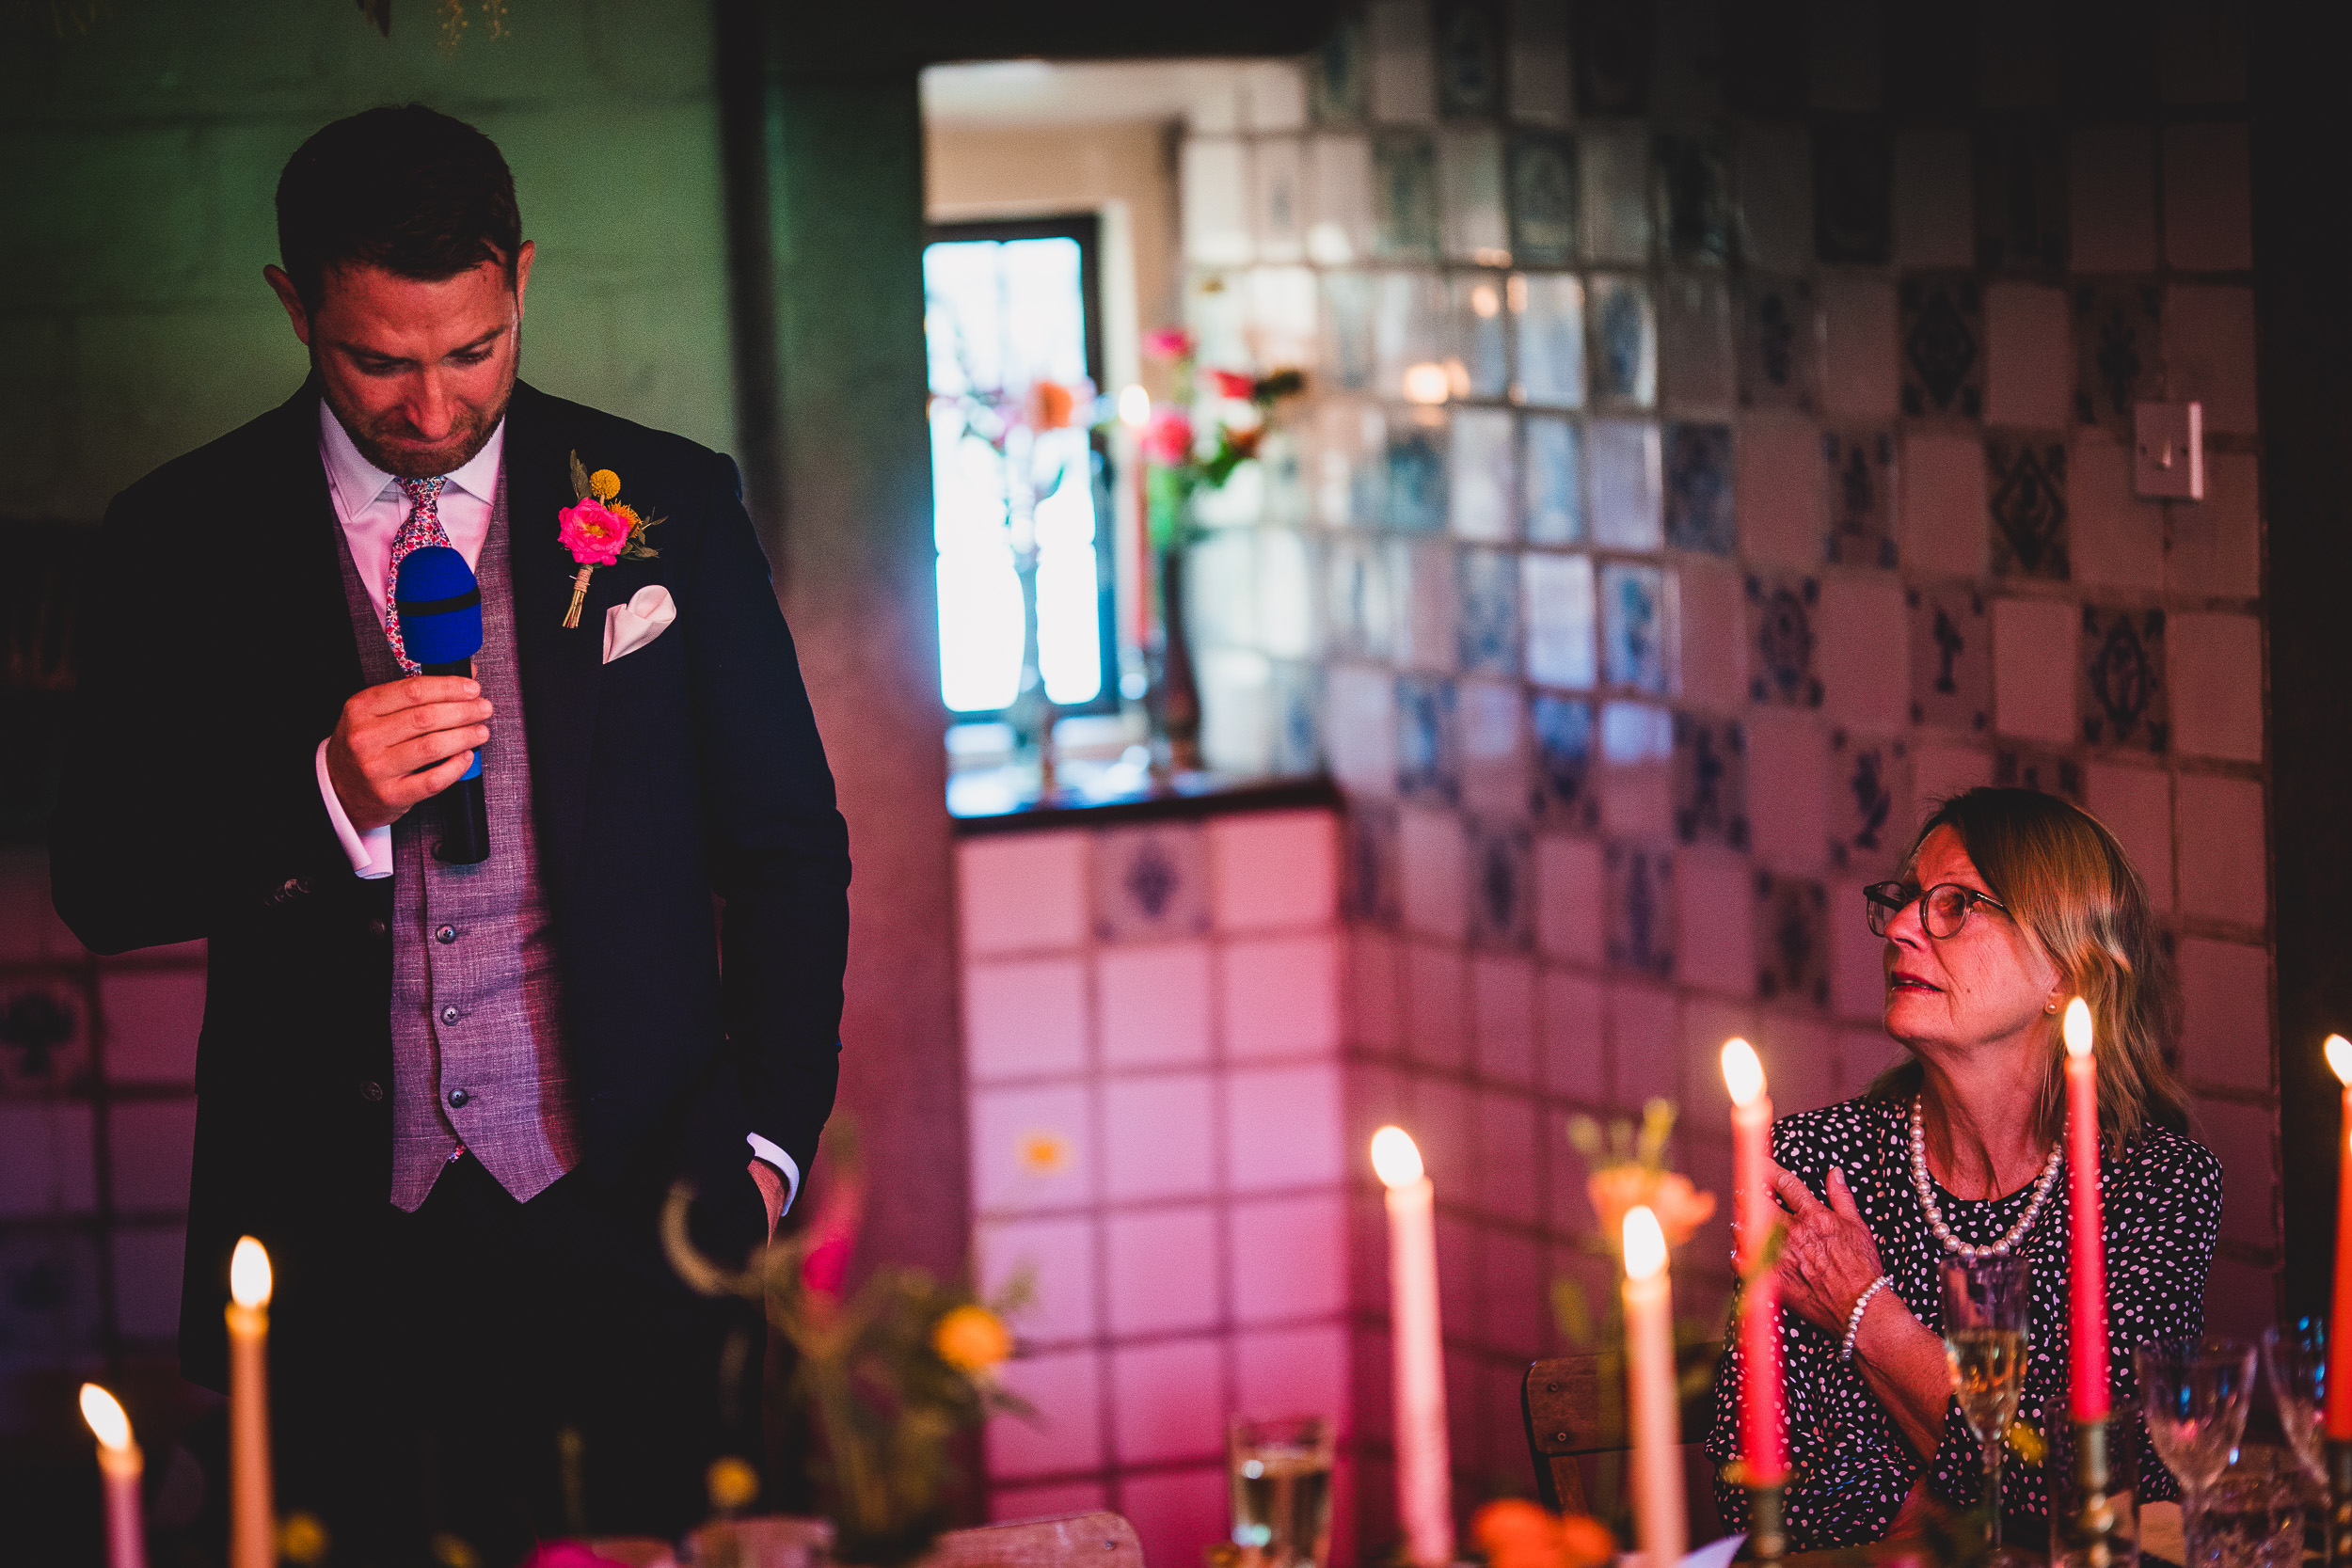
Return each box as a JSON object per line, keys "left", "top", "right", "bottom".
{"left": 558, "top": 452, "right": 663, "bottom": 628}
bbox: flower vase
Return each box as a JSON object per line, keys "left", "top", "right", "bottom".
{"left": 1150, "top": 543, "right": 1201, "bottom": 772}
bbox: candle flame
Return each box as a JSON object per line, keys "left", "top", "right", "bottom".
{"left": 230, "top": 1235, "right": 272, "bottom": 1309}
{"left": 1623, "top": 1204, "right": 1668, "bottom": 1281}
{"left": 1117, "top": 385, "right": 1152, "bottom": 429}
{"left": 1370, "top": 1125, "right": 1425, "bottom": 1188}
{"left": 79, "top": 1383, "right": 132, "bottom": 1451}
{"left": 1401, "top": 362, "right": 1451, "bottom": 404}
{"left": 2062, "top": 997, "right": 2093, "bottom": 1059}
{"left": 1719, "top": 1037, "right": 1765, "bottom": 1106}
{"left": 2328, "top": 1035, "right": 2352, "bottom": 1087}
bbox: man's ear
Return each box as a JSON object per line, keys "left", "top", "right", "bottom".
{"left": 512, "top": 239, "right": 535, "bottom": 320}
{"left": 262, "top": 265, "right": 312, "bottom": 347}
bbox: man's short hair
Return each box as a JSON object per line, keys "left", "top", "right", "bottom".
{"left": 276, "top": 104, "right": 520, "bottom": 312}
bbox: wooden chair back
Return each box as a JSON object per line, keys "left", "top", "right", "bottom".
{"left": 1521, "top": 1351, "right": 1724, "bottom": 1541}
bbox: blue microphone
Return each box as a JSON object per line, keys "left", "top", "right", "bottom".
{"left": 394, "top": 545, "right": 489, "bottom": 865}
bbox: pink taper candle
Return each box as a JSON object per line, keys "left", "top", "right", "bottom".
{"left": 227, "top": 1236, "right": 276, "bottom": 1568}
{"left": 80, "top": 1383, "right": 147, "bottom": 1568}
{"left": 1373, "top": 1127, "right": 1454, "bottom": 1567}
{"left": 1623, "top": 1206, "right": 1688, "bottom": 1568}
{"left": 2323, "top": 1036, "right": 2352, "bottom": 1440}
{"left": 2062, "top": 1000, "right": 2110, "bottom": 1421}
{"left": 1723, "top": 1038, "right": 1787, "bottom": 1483}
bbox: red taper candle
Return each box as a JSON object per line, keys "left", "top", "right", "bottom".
{"left": 2324, "top": 1035, "right": 2352, "bottom": 1439}
{"left": 2062, "top": 999, "right": 2110, "bottom": 1422}
{"left": 1723, "top": 1037, "right": 1788, "bottom": 1482}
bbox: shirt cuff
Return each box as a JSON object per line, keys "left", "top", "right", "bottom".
{"left": 745, "top": 1134, "right": 801, "bottom": 1215}
{"left": 315, "top": 738, "right": 393, "bottom": 880}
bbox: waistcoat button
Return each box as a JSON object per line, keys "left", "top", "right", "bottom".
{"left": 436, "top": 925, "right": 457, "bottom": 944}
{"left": 448, "top": 1088, "right": 470, "bottom": 1108}
{"left": 440, "top": 1006, "right": 461, "bottom": 1025}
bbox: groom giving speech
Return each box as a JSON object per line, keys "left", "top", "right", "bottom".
{"left": 49, "top": 103, "right": 852, "bottom": 1553}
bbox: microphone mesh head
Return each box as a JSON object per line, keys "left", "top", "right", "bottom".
{"left": 394, "top": 545, "right": 483, "bottom": 664}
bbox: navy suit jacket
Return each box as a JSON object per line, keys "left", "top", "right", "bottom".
{"left": 49, "top": 379, "right": 851, "bottom": 1387}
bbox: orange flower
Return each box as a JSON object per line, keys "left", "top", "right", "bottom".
{"left": 1470, "top": 1499, "right": 1616, "bottom": 1568}
{"left": 1026, "top": 380, "right": 1075, "bottom": 430}
{"left": 1587, "top": 1166, "right": 1716, "bottom": 1249}
{"left": 1557, "top": 1514, "right": 1615, "bottom": 1568}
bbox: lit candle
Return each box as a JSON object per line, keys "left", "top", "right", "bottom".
{"left": 1623, "top": 1205, "right": 1687, "bottom": 1568}
{"left": 80, "top": 1383, "right": 147, "bottom": 1568}
{"left": 227, "top": 1235, "right": 275, "bottom": 1568}
{"left": 2062, "top": 1000, "right": 2109, "bottom": 1421}
{"left": 2325, "top": 1036, "right": 2352, "bottom": 1439}
{"left": 1372, "top": 1126, "right": 1453, "bottom": 1567}
{"left": 1721, "top": 1038, "right": 1787, "bottom": 1484}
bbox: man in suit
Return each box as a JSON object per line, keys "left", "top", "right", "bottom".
{"left": 48, "top": 103, "right": 851, "bottom": 1557}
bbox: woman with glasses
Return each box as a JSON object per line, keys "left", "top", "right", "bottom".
{"left": 1704, "top": 786, "right": 2221, "bottom": 1549}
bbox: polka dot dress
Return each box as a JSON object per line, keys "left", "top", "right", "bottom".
{"left": 1704, "top": 1092, "right": 2224, "bottom": 1550}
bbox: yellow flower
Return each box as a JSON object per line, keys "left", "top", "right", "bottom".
{"left": 1017, "top": 1130, "right": 1072, "bottom": 1175}
{"left": 278, "top": 1513, "right": 331, "bottom": 1566}
{"left": 612, "top": 502, "right": 644, "bottom": 532}
{"left": 589, "top": 468, "right": 622, "bottom": 501}
{"left": 430, "top": 1534, "right": 482, "bottom": 1568}
{"left": 933, "top": 1304, "right": 1013, "bottom": 1372}
{"left": 707, "top": 1454, "right": 761, "bottom": 1512}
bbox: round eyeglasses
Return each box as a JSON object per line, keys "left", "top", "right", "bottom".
{"left": 1864, "top": 880, "right": 2009, "bottom": 939}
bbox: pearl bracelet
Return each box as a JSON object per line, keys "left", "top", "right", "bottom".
{"left": 1841, "top": 1275, "right": 1891, "bottom": 1362}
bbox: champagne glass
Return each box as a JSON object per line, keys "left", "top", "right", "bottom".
{"left": 2137, "top": 1337, "right": 2258, "bottom": 1560}
{"left": 2260, "top": 1320, "right": 2326, "bottom": 1486}
{"left": 1942, "top": 1255, "right": 2035, "bottom": 1559}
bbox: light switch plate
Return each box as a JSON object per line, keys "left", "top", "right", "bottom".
{"left": 2134, "top": 400, "right": 2204, "bottom": 499}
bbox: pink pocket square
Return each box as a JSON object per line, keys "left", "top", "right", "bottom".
{"left": 602, "top": 584, "right": 676, "bottom": 664}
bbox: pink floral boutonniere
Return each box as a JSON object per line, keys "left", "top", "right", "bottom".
{"left": 558, "top": 451, "right": 663, "bottom": 628}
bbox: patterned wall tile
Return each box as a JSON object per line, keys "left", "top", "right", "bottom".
{"left": 1899, "top": 274, "right": 1985, "bottom": 419}
{"left": 1735, "top": 123, "right": 1814, "bottom": 274}
{"left": 1514, "top": 272, "right": 1587, "bottom": 407}
{"left": 1468, "top": 818, "right": 1534, "bottom": 950}
{"left": 1386, "top": 420, "right": 1449, "bottom": 531}
{"left": 1372, "top": 130, "right": 1440, "bottom": 260}
{"left": 1095, "top": 823, "right": 1213, "bottom": 942}
{"left": 1659, "top": 273, "right": 1736, "bottom": 410}
{"left": 1894, "top": 127, "right": 1976, "bottom": 267}
{"left": 1822, "top": 429, "right": 1899, "bottom": 568}
{"left": 1672, "top": 562, "right": 1749, "bottom": 709}
{"left": 1325, "top": 535, "right": 1394, "bottom": 659}
{"left": 1572, "top": 0, "right": 1653, "bottom": 118}
{"left": 1899, "top": 433, "right": 1989, "bottom": 578}
{"left": 1743, "top": 710, "right": 1830, "bottom": 872}
{"left": 1819, "top": 273, "right": 1899, "bottom": 420}
{"left": 1457, "top": 677, "right": 1528, "bottom": 820}
{"left": 1600, "top": 563, "right": 1671, "bottom": 692}
{"left": 1588, "top": 419, "right": 1664, "bottom": 548}
{"left": 1816, "top": 576, "right": 1912, "bottom": 731}
{"left": 1984, "top": 282, "right": 2073, "bottom": 430}
{"left": 2079, "top": 605, "right": 2168, "bottom": 752}
{"left": 1322, "top": 273, "right": 1375, "bottom": 391}
{"left": 1507, "top": 130, "right": 1579, "bottom": 263}
{"left": 1521, "top": 550, "right": 1597, "bottom": 689}
{"left": 1746, "top": 574, "right": 1824, "bottom": 707}
{"left": 2073, "top": 280, "right": 2162, "bottom": 436}
{"left": 2068, "top": 436, "right": 2165, "bottom": 592}
{"left": 1605, "top": 843, "right": 1675, "bottom": 979}
{"left": 1598, "top": 699, "right": 1675, "bottom": 838}
{"left": 1580, "top": 121, "right": 1653, "bottom": 261}
{"left": 1908, "top": 586, "right": 1991, "bottom": 732}
{"left": 1393, "top": 537, "right": 1456, "bottom": 669}
{"left": 1535, "top": 837, "right": 1606, "bottom": 966}
{"left": 1457, "top": 546, "right": 1520, "bottom": 674}
{"left": 1663, "top": 422, "right": 1736, "bottom": 555}
{"left": 1, "top": 983, "right": 88, "bottom": 1094}
{"left": 1986, "top": 436, "right": 2070, "bottom": 579}
{"left": 1435, "top": 0, "right": 1505, "bottom": 117}
{"left": 1309, "top": 14, "right": 1370, "bottom": 124}
{"left": 1531, "top": 692, "right": 1600, "bottom": 828}
{"left": 1396, "top": 673, "right": 1460, "bottom": 805}
{"left": 1523, "top": 415, "right": 1584, "bottom": 544}
{"left": 1993, "top": 746, "right": 2085, "bottom": 801}
{"left": 1738, "top": 418, "right": 1822, "bottom": 566}
{"left": 2068, "top": 125, "right": 2157, "bottom": 273}
{"left": 1270, "top": 660, "right": 1324, "bottom": 773}
{"left": 1449, "top": 275, "right": 1511, "bottom": 400}
{"left": 1654, "top": 131, "right": 1732, "bottom": 264}
{"left": 1754, "top": 871, "right": 1832, "bottom": 1007}
{"left": 1672, "top": 713, "right": 1749, "bottom": 849}
{"left": 1974, "top": 119, "right": 2067, "bottom": 273}
{"left": 1739, "top": 275, "right": 1820, "bottom": 410}
{"left": 1374, "top": 264, "right": 1448, "bottom": 396}
{"left": 1811, "top": 116, "right": 1893, "bottom": 264}
{"left": 1588, "top": 274, "right": 1659, "bottom": 408}
{"left": 1344, "top": 801, "right": 1402, "bottom": 923}
{"left": 1990, "top": 595, "right": 2081, "bottom": 745}
{"left": 1675, "top": 849, "right": 1756, "bottom": 997}
{"left": 1827, "top": 730, "right": 1911, "bottom": 874}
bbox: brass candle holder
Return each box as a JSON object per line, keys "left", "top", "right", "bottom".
{"left": 2068, "top": 1418, "right": 2116, "bottom": 1568}
{"left": 2329, "top": 1437, "right": 2352, "bottom": 1568}
{"left": 1747, "top": 1479, "right": 1786, "bottom": 1567}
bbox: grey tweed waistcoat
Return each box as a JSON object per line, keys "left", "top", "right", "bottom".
{"left": 332, "top": 475, "right": 583, "bottom": 1211}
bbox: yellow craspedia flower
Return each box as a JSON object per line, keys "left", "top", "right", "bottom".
{"left": 589, "top": 468, "right": 622, "bottom": 501}
{"left": 430, "top": 1534, "right": 482, "bottom": 1568}
{"left": 278, "top": 1513, "right": 331, "bottom": 1565}
{"left": 707, "top": 1454, "right": 760, "bottom": 1513}
{"left": 933, "top": 1303, "right": 1012, "bottom": 1373}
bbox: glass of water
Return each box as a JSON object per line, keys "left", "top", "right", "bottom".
{"left": 2137, "top": 1337, "right": 2259, "bottom": 1560}
{"left": 2187, "top": 1446, "right": 2312, "bottom": 1568}
{"left": 1228, "top": 1414, "right": 1335, "bottom": 1568}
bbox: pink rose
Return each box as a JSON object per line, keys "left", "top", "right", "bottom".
{"left": 1140, "top": 406, "right": 1194, "bottom": 466}
{"left": 558, "top": 499, "right": 630, "bottom": 566}
{"left": 519, "top": 1545, "right": 635, "bottom": 1568}
{"left": 1142, "top": 326, "right": 1194, "bottom": 361}
{"left": 802, "top": 1233, "right": 851, "bottom": 1296}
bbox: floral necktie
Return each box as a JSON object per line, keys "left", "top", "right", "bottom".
{"left": 384, "top": 475, "right": 452, "bottom": 674}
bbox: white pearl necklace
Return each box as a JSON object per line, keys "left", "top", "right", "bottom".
{"left": 1907, "top": 1097, "right": 2063, "bottom": 1260}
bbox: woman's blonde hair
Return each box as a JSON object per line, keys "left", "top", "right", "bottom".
{"left": 1870, "top": 786, "right": 2187, "bottom": 1153}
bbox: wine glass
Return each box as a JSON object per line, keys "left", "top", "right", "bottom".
{"left": 1942, "top": 1255, "right": 2035, "bottom": 1560}
{"left": 2260, "top": 1320, "right": 2326, "bottom": 1487}
{"left": 2137, "top": 1337, "right": 2259, "bottom": 1560}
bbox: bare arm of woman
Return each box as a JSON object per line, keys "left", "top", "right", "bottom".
{"left": 1771, "top": 1164, "right": 1954, "bottom": 1462}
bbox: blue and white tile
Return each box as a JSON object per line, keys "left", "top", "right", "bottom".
{"left": 1992, "top": 746, "right": 2083, "bottom": 802}
{"left": 1433, "top": 0, "right": 1505, "bottom": 117}
{"left": 1600, "top": 563, "right": 1670, "bottom": 693}
{"left": 1669, "top": 562, "right": 1748, "bottom": 711}
{"left": 1200, "top": 648, "right": 1275, "bottom": 777}
{"left": 1604, "top": 842, "right": 1676, "bottom": 980}
{"left": 1738, "top": 275, "right": 1818, "bottom": 411}
{"left": 1986, "top": 436, "right": 2071, "bottom": 580}
{"left": 1662, "top": 422, "right": 1736, "bottom": 556}
{"left": 1523, "top": 414, "right": 1584, "bottom": 545}
{"left": 2072, "top": 280, "right": 2161, "bottom": 437}
{"left": 2079, "top": 605, "right": 2168, "bottom": 753}
{"left": 1735, "top": 417, "right": 1820, "bottom": 567}
{"left": 1268, "top": 659, "right": 1324, "bottom": 774}
{"left": 1975, "top": 119, "right": 2066, "bottom": 273}
{"left": 1907, "top": 585, "right": 1992, "bottom": 733}
{"left": 1251, "top": 136, "right": 1306, "bottom": 263}
{"left": 1586, "top": 274, "right": 1657, "bottom": 407}
{"left": 1811, "top": 117, "right": 1892, "bottom": 263}
{"left": 1450, "top": 273, "right": 1511, "bottom": 398}
{"left": 1754, "top": 871, "right": 1832, "bottom": 1008}
{"left": 1324, "top": 662, "right": 1398, "bottom": 796}
{"left": 1307, "top": 134, "right": 1375, "bottom": 264}
{"left": 1899, "top": 274, "right": 1984, "bottom": 420}
{"left": 1456, "top": 546, "right": 1519, "bottom": 675}
{"left": 1395, "top": 673, "right": 1460, "bottom": 806}
{"left": 1816, "top": 574, "right": 1911, "bottom": 732}
{"left": 1598, "top": 700, "right": 1676, "bottom": 840}
{"left": 1393, "top": 537, "right": 1456, "bottom": 670}
{"left": 1587, "top": 419, "right": 1663, "bottom": 549}
{"left": 1653, "top": 131, "right": 1732, "bottom": 264}
{"left": 1399, "top": 806, "right": 1471, "bottom": 942}
{"left": 1672, "top": 713, "right": 1749, "bottom": 849}
{"left": 1743, "top": 708, "right": 1830, "bottom": 872}
{"left": 1893, "top": 127, "right": 1975, "bottom": 267}
{"left": 1374, "top": 270, "right": 1449, "bottom": 402}
{"left": 1521, "top": 550, "right": 1597, "bottom": 689}
{"left": 1448, "top": 407, "right": 1517, "bottom": 541}
{"left": 1457, "top": 677, "right": 1529, "bottom": 821}
{"left": 1438, "top": 125, "right": 1509, "bottom": 262}
{"left": 1512, "top": 272, "right": 1586, "bottom": 408}
{"left": 2163, "top": 123, "right": 2252, "bottom": 272}
{"left": 1819, "top": 272, "right": 1899, "bottom": 420}
{"left": 1181, "top": 138, "right": 1253, "bottom": 265}
{"left": 1467, "top": 817, "right": 1535, "bottom": 951}
{"left": 1659, "top": 272, "right": 1736, "bottom": 412}
{"left": 1320, "top": 273, "right": 1376, "bottom": 392}
{"left": 1343, "top": 800, "right": 1402, "bottom": 923}
{"left": 1372, "top": 130, "right": 1440, "bottom": 261}
{"left": 1745, "top": 574, "right": 1824, "bottom": 708}
{"left": 1826, "top": 729, "right": 1910, "bottom": 875}
{"left": 1990, "top": 596, "right": 2080, "bottom": 747}
{"left": 1094, "top": 823, "right": 1211, "bottom": 942}
{"left": 1534, "top": 836, "right": 1606, "bottom": 967}
{"left": 1530, "top": 691, "right": 1599, "bottom": 829}
{"left": 1822, "top": 429, "right": 1898, "bottom": 568}
{"left": 2068, "top": 125, "right": 2157, "bottom": 273}
{"left": 1386, "top": 419, "right": 1450, "bottom": 532}
{"left": 1579, "top": 121, "right": 1652, "bottom": 262}
{"left": 1984, "top": 282, "right": 2073, "bottom": 431}
{"left": 1507, "top": 128, "right": 1578, "bottom": 263}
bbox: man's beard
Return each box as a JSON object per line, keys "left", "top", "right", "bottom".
{"left": 318, "top": 351, "right": 517, "bottom": 480}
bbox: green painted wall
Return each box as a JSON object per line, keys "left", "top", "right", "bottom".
{"left": 5, "top": 0, "right": 736, "bottom": 518}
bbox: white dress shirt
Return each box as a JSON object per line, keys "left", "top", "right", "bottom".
{"left": 309, "top": 403, "right": 797, "bottom": 1208}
